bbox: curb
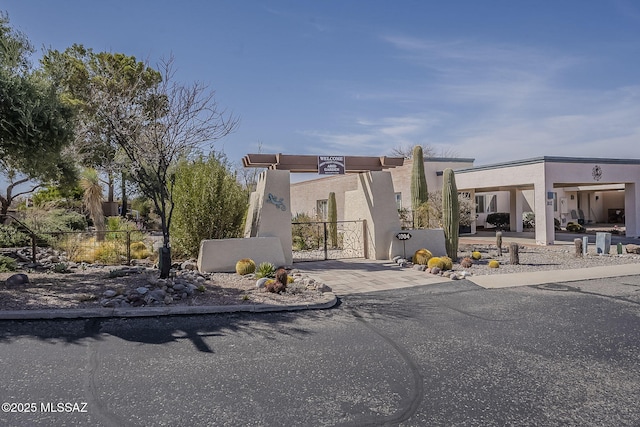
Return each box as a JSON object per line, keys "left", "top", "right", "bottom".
{"left": 0, "top": 293, "right": 338, "bottom": 321}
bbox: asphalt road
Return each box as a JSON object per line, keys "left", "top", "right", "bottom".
{"left": 1, "top": 276, "right": 639, "bottom": 426}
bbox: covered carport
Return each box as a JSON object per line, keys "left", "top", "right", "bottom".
{"left": 454, "top": 157, "right": 640, "bottom": 245}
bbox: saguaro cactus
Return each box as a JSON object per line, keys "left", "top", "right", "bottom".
{"left": 328, "top": 192, "right": 338, "bottom": 248}
{"left": 442, "top": 168, "right": 459, "bottom": 259}
{"left": 410, "top": 145, "right": 428, "bottom": 227}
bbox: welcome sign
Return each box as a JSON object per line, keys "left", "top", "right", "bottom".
{"left": 318, "top": 156, "right": 345, "bottom": 175}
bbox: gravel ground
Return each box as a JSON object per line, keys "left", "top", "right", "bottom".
{"left": 457, "top": 242, "right": 640, "bottom": 275}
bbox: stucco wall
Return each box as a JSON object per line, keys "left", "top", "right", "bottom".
{"left": 290, "top": 174, "right": 358, "bottom": 220}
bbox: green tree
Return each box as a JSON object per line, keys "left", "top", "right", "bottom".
{"left": 41, "top": 45, "right": 162, "bottom": 212}
{"left": 171, "top": 153, "right": 248, "bottom": 257}
{"left": 0, "top": 12, "right": 75, "bottom": 222}
{"left": 96, "top": 57, "right": 238, "bottom": 276}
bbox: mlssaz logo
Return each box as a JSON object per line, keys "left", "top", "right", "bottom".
{"left": 592, "top": 165, "right": 603, "bottom": 181}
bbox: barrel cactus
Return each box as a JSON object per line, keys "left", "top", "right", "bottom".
{"left": 442, "top": 168, "right": 459, "bottom": 259}
{"left": 427, "top": 256, "right": 445, "bottom": 269}
{"left": 413, "top": 248, "right": 433, "bottom": 265}
{"left": 471, "top": 251, "right": 482, "bottom": 260}
{"left": 460, "top": 257, "right": 473, "bottom": 268}
{"left": 488, "top": 260, "right": 500, "bottom": 268}
{"left": 235, "top": 258, "right": 256, "bottom": 275}
{"left": 440, "top": 256, "right": 453, "bottom": 271}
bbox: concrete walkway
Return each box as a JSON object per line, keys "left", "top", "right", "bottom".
{"left": 295, "top": 259, "right": 640, "bottom": 293}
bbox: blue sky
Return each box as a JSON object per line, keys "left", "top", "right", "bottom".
{"left": 4, "top": 0, "right": 640, "bottom": 169}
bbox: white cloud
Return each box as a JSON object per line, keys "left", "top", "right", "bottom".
{"left": 298, "top": 35, "right": 640, "bottom": 165}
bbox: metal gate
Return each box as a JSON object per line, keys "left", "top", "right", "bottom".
{"left": 292, "top": 220, "right": 366, "bottom": 262}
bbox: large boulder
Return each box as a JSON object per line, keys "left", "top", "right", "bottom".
{"left": 625, "top": 244, "right": 640, "bottom": 254}
{"left": 4, "top": 273, "right": 29, "bottom": 288}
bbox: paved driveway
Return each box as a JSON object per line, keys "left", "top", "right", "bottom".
{"left": 1, "top": 276, "right": 639, "bottom": 426}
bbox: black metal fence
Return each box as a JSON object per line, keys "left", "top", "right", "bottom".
{"left": 292, "top": 220, "right": 366, "bottom": 262}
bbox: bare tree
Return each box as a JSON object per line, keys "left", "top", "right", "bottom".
{"left": 93, "top": 56, "right": 239, "bottom": 277}
{"left": 390, "top": 143, "right": 459, "bottom": 159}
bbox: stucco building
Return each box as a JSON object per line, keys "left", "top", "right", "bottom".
{"left": 291, "top": 156, "right": 640, "bottom": 245}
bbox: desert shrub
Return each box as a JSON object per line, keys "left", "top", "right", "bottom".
{"left": 427, "top": 257, "right": 445, "bottom": 269}
{"left": 0, "top": 225, "right": 30, "bottom": 247}
{"left": 105, "top": 217, "right": 145, "bottom": 242}
{"left": 522, "top": 212, "right": 535, "bottom": 229}
{"left": 488, "top": 260, "right": 500, "bottom": 268}
{"left": 421, "top": 191, "right": 475, "bottom": 229}
{"left": 32, "top": 184, "right": 83, "bottom": 209}
{"left": 255, "top": 262, "right": 276, "bottom": 279}
{"left": 286, "top": 281, "right": 306, "bottom": 295}
{"left": 23, "top": 208, "right": 87, "bottom": 232}
{"left": 94, "top": 241, "right": 124, "bottom": 264}
{"left": 566, "top": 222, "right": 585, "bottom": 233}
{"left": 235, "top": 258, "right": 256, "bottom": 275}
{"left": 486, "top": 213, "right": 510, "bottom": 230}
{"left": 460, "top": 257, "right": 473, "bottom": 268}
{"left": 130, "top": 241, "right": 151, "bottom": 259}
{"left": 56, "top": 233, "right": 91, "bottom": 262}
{"left": 0, "top": 255, "right": 17, "bottom": 272}
{"left": 53, "top": 262, "right": 70, "bottom": 273}
{"left": 292, "top": 213, "right": 323, "bottom": 250}
{"left": 413, "top": 248, "right": 433, "bottom": 265}
{"left": 170, "top": 153, "right": 249, "bottom": 258}
{"left": 471, "top": 251, "right": 482, "bottom": 260}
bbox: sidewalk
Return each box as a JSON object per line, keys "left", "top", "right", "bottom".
{"left": 295, "top": 258, "right": 640, "bottom": 294}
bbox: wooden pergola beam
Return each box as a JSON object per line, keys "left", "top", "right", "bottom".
{"left": 242, "top": 153, "right": 404, "bottom": 172}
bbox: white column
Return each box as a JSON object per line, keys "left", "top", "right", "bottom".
{"left": 509, "top": 188, "right": 524, "bottom": 232}
{"left": 534, "top": 182, "right": 555, "bottom": 245}
{"left": 625, "top": 183, "right": 640, "bottom": 237}
{"left": 469, "top": 189, "right": 477, "bottom": 234}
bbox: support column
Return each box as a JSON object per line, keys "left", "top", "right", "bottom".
{"left": 469, "top": 190, "right": 477, "bottom": 234}
{"left": 509, "top": 188, "right": 524, "bottom": 232}
{"left": 534, "top": 182, "right": 555, "bottom": 245}
{"left": 625, "top": 183, "right": 640, "bottom": 238}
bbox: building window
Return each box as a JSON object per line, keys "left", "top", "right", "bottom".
{"left": 316, "top": 199, "right": 328, "bottom": 220}
{"left": 395, "top": 193, "right": 402, "bottom": 210}
{"left": 475, "top": 194, "right": 497, "bottom": 213}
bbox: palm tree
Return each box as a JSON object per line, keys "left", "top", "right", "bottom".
{"left": 80, "top": 169, "right": 105, "bottom": 240}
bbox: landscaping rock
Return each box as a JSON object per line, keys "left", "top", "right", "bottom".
{"left": 181, "top": 260, "right": 198, "bottom": 271}
{"left": 625, "top": 244, "right": 640, "bottom": 254}
{"left": 256, "top": 277, "right": 269, "bottom": 289}
{"left": 413, "top": 264, "right": 426, "bottom": 271}
{"left": 316, "top": 283, "right": 332, "bottom": 293}
{"left": 103, "top": 290, "right": 117, "bottom": 298}
{"left": 5, "top": 273, "right": 29, "bottom": 287}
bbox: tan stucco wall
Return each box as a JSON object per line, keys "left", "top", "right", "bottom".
{"left": 290, "top": 174, "right": 358, "bottom": 220}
